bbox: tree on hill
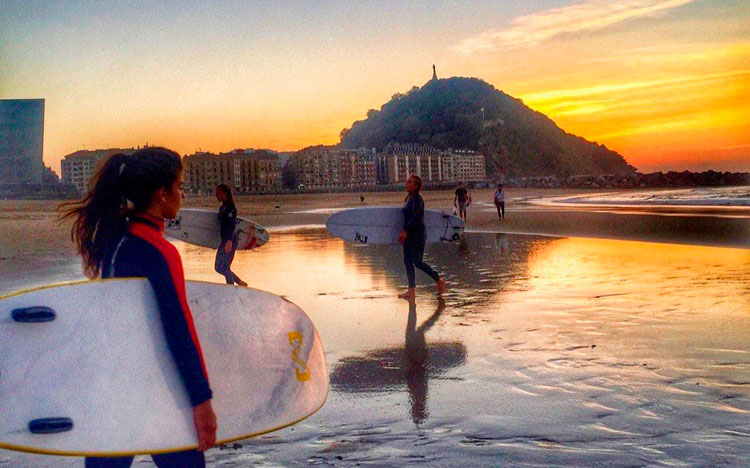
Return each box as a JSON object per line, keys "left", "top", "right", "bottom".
{"left": 339, "top": 77, "right": 635, "bottom": 178}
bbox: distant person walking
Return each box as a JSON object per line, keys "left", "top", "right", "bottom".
{"left": 215, "top": 184, "right": 247, "bottom": 286}
{"left": 453, "top": 182, "right": 471, "bottom": 221}
{"left": 493, "top": 182, "right": 505, "bottom": 220}
{"left": 398, "top": 174, "right": 446, "bottom": 298}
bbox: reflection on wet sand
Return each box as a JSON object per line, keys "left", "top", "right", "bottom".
{"left": 340, "top": 232, "right": 547, "bottom": 307}
{"left": 5, "top": 229, "right": 750, "bottom": 467}
{"left": 330, "top": 298, "right": 466, "bottom": 424}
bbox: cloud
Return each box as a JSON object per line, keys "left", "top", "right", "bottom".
{"left": 520, "top": 69, "right": 750, "bottom": 103}
{"left": 452, "top": 0, "right": 696, "bottom": 54}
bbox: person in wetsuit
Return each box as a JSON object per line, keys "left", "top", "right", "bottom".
{"left": 61, "top": 147, "right": 217, "bottom": 468}
{"left": 214, "top": 184, "right": 247, "bottom": 286}
{"left": 398, "top": 174, "right": 446, "bottom": 298}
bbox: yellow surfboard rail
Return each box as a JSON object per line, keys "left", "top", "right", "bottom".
{"left": 0, "top": 279, "right": 329, "bottom": 457}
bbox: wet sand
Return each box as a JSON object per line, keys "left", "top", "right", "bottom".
{"left": 1, "top": 189, "right": 749, "bottom": 467}
{"left": 1, "top": 187, "right": 748, "bottom": 269}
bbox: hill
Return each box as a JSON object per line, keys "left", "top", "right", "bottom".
{"left": 339, "top": 77, "right": 635, "bottom": 178}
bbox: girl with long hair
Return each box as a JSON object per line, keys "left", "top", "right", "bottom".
{"left": 214, "top": 184, "right": 247, "bottom": 286}
{"left": 61, "top": 147, "right": 216, "bottom": 468}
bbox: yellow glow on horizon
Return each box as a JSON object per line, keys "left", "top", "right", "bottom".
{"left": 513, "top": 41, "right": 750, "bottom": 170}
{"left": 526, "top": 237, "right": 750, "bottom": 294}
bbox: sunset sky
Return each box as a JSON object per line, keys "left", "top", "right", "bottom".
{"left": 1, "top": 0, "right": 748, "bottom": 174}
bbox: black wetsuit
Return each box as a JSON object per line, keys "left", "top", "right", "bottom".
{"left": 215, "top": 201, "right": 244, "bottom": 285}
{"left": 402, "top": 194, "right": 440, "bottom": 288}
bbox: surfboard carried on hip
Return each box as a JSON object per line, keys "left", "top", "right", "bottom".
{"left": 165, "top": 208, "right": 269, "bottom": 250}
{"left": 325, "top": 207, "right": 465, "bottom": 245}
{"left": 0, "top": 280, "right": 328, "bottom": 456}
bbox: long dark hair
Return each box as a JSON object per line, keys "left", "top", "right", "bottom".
{"left": 59, "top": 147, "right": 182, "bottom": 278}
{"left": 216, "top": 183, "right": 234, "bottom": 205}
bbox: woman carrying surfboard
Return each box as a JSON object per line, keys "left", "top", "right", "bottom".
{"left": 398, "top": 174, "right": 447, "bottom": 298}
{"left": 214, "top": 184, "right": 248, "bottom": 286}
{"left": 61, "top": 147, "right": 217, "bottom": 467}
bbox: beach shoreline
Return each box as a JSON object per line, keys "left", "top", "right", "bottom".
{"left": 1, "top": 188, "right": 748, "bottom": 272}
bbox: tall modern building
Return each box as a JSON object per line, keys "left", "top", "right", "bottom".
{"left": 0, "top": 99, "right": 45, "bottom": 184}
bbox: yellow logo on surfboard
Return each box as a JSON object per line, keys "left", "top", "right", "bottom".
{"left": 288, "top": 331, "right": 310, "bottom": 381}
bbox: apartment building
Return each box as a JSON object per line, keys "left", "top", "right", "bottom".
{"left": 183, "top": 149, "right": 280, "bottom": 195}
{"left": 289, "top": 147, "right": 376, "bottom": 190}
{"left": 377, "top": 143, "right": 444, "bottom": 185}
{"left": 61, "top": 147, "right": 137, "bottom": 194}
{"left": 377, "top": 143, "right": 486, "bottom": 185}
{"left": 441, "top": 149, "right": 487, "bottom": 183}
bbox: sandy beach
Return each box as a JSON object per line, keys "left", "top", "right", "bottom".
{"left": 1, "top": 187, "right": 749, "bottom": 467}
{"left": 2, "top": 187, "right": 746, "bottom": 269}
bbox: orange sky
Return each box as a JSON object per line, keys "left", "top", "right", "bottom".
{"left": 2, "top": 0, "right": 748, "bottom": 174}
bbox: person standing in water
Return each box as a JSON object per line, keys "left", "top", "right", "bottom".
{"left": 493, "top": 182, "right": 505, "bottom": 220}
{"left": 398, "top": 174, "right": 446, "bottom": 298}
{"left": 215, "top": 184, "right": 247, "bottom": 286}
{"left": 453, "top": 181, "right": 471, "bottom": 222}
{"left": 61, "top": 147, "right": 216, "bottom": 468}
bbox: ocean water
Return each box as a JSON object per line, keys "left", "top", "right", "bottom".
{"left": 2, "top": 230, "right": 749, "bottom": 467}
{"left": 547, "top": 186, "right": 750, "bottom": 207}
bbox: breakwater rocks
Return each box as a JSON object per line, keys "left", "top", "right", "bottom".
{"left": 503, "top": 171, "right": 750, "bottom": 189}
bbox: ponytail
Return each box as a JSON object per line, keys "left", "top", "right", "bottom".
{"left": 59, "top": 147, "right": 182, "bottom": 278}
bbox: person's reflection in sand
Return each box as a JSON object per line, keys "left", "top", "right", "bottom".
{"left": 458, "top": 234, "right": 469, "bottom": 253}
{"left": 329, "top": 299, "right": 465, "bottom": 426}
{"left": 494, "top": 233, "right": 509, "bottom": 254}
{"left": 404, "top": 297, "right": 445, "bottom": 424}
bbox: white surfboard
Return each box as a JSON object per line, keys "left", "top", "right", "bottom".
{"left": 325, "top": 207, "right": 465, "bottom": 244}
{"left": 165, "top": 208, "right": 269, "bottom": 250}
{"left": 0, "top": 280, "right": 327, "bottom": 456}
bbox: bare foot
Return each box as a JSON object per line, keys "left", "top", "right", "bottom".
{"left": 398, "top": 288, "right": 416, "bottom": 299}
{"left": 436, "top": 279, "right": 446, "bottom": 295}
{"left": 236, "top": 279, "right": 248, "bottom": 287}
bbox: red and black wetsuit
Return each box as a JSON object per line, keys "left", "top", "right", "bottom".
{"left": 103, "top": 214, "right": 212, "bottom": 406}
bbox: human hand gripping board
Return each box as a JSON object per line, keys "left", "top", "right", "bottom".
{"left": 165, "top": 208, "right": 269, "bottom": 250}
{"left": 325, "top": 206, "right": 465, "bottom": 244}
{"left": 0, "top": 280, "right": 328, "bottom": 456}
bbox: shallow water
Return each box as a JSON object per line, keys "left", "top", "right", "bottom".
{"left": 544, "top": 186, "right": 750, "bottom": 207}
{"left": 2, "top": 230, "right": 750, "bottom": 467}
